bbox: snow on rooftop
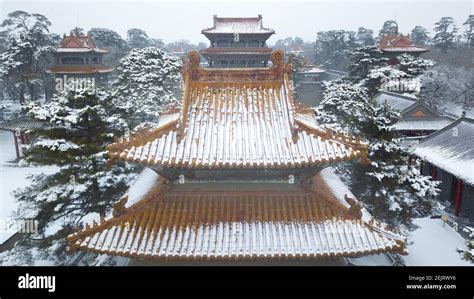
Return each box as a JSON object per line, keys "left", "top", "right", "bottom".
{"left": 56, "top": 48, "right": 107, "bottom": 53}
{"left": 373, "top": 91, "right": 417, "bottom": 111}
{"left": 202, "top": 16, "right": 274, "bottom": 34}
{"left": 124, "top": 167, "right": 160, "bottom": 208}
{"left": 404, "top": 217, "right": 472, "bottom": 266}
{"left": 302, "top": 67, "right": 326, "bottom": 74}
{"left": 413, "top": 118, "right": 474, "bottom": 185}
{"left": 319, "top": 167, "right": 372, "bottom": 222}
{"left": 381, "top": 47, "right": 429, "bottom": 52}
{"left": 393, "top": 117, "right": 453, "bottom": 131}
{"left": 347, "top": 253, "right": 394, "bottom": 266}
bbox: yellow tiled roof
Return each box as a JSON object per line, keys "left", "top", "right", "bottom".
{"left": 107, "top": 50, "right": 368, "bottom": 169}
{"left": 68, "top": 173, "right": 405, "bottom": 260}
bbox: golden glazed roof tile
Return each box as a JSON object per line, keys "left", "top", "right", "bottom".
{"left": 67, "top": 172, "right": 405, "bottom": 260}
{"left": 107, "top": 50, "right": 368, "bottom": 169}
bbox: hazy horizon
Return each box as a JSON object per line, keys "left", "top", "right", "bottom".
{"left": 1, "top": 0, "right": 472, "bottom": 44}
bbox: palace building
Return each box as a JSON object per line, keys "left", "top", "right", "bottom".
{"left": 413, "top": 116, "right": 474, "bottom": 221}
{"left": 47, "top": 28, "right": 113, "bottom": 83}
{"left": 200, "top": 15, "right": 275, "bottom": 68}
{"left": 373, "top": 91, "right": 454, "bottom": 138}
{"left": 67, "top": 50, "right": 406, "bottom": 263}
{"left": 379, "top": 33, "right": 429, "bottom": 65}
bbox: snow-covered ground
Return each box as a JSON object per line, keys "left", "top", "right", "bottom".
{"left": 404, "top": 217, "right": 473, "bottom": 266}
{"left": 0, "top": 131, "right": 58, "bottom": 244}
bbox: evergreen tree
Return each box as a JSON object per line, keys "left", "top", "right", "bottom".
{"left": 350, "top": 50, "right": 434, "bottom": 96}
{"left": 410, "top": 26, "right": 430, "bottom": 46}
{"left": 463, "top": 15, "right": 474, "bottom": 47}
{"left": 112, "top": 47, "right": 182, "bottom": 128}
{"left": 0, "top": 11, "right": 56, "bottom": 104}
{"left": 288, "top": 51, "right": 309, "bottom": 73}
{"left": 433, "top": 17, "right": 458, "bottom": 53}
{"left": 356, "top": 27, "right": 375, "bottom": 46}
{"left": 0, "top": 88, "right": 138, "bottom": 265}
{"left": 379, "top": 20, "right": 398, "bottom": 37}
{"left": 347, "top": 46, "right": 388, "bottom": 84}
{"left": 316, "top": 82, "right": 439, "bottom": 226}
{"left": 126, "top": 28, "right": 163, "bottom": 49}
{"left": 89, "top": 28, "right": 130, "bottom": 66}
{"left": 165, "top": 39, "right": 206, "bottom": 53}
{"left": 314, "top": 30, "right": 357, "bottom": 70}
{"left": 70, "top": 27, "right": 84, "bottom": 36}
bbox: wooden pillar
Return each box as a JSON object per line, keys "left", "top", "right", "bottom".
{"left": 453, "top": 178, "right": 464, "bottom": 217}
{"left": 13, "top": 131, "right": 20, "bottom": 159}
{"left": 419, "top": 160, "right": 424, "bottom": 175}
{"left": 431, "top": 166, "right": 438, "bottom": 180}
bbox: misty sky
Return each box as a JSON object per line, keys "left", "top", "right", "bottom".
{"left": 1, "top": 0, "right": 472, "bottom": 44}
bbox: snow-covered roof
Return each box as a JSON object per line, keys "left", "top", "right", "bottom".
{"left": 373, "top": 91, "right": 417, "bottom": 111}
{"left": 200, "top": 47, "right": 273, "bottom": 55}
{"left": 202, "top": 15, "right": 275, "bottom": 35}
{"left": 66, "top": 50, "right": 406, "bottom": 261}
{"left": 374, "top": 92, "right": 455, "bottom": 132}
{"left": 56, "top": 32, "right": 108, "bottom": 54}
{"left": 379, "top": 35, "right": 429, "bottom": 53}
{"left": 67, "top": 170, "right": 405, "bottom": 259}
{"left": 381, "top": 47, "right": 429, "bottom": 53}
{"left": 47, "top": 66, "right": 113, "bottom": 74}
{"left": 0, "top": 116, "right": 61, "bottom": 132}
{"left": 413, "top": 117, "right": 474, "bottom": 185}
{"left": 107, "top": 50, "right": 368, "bottom": 169}
{"left": 393, "top": 117, "right": 454, "bottom": 131}
{"left": 300, "top": 66, "right": 326, "bottom": 74}
{"left": 56, "top": 48, "right": 107, "bottom": 53}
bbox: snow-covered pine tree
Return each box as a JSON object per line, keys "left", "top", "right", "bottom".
{"left": 0, "top": 11, "right": 56, "bottom": 104}
{"left": 463, "top": 15, "right": 474, "bottom": 47}
{"left": 314, "top": 30, "right": 357, "bottom": 70}
{"left": 288, "top": 51, "right": 309, "bottom": 73}
{"left": 419, "top": 64, "right": 474, "bottom": 111}
{"left": 356, "top": 27, "right": 375, "bottom": 46}
{"left": 112, "top": 47, "right": 182, "bottom": 128}
{"left": 89, "top": 28, "right": 130, "bottom": 67}
{"left": 357, "top": 53, "right": 434, "bottom": 96}
{"left": 316, "top": 82, "right": 440, "bottom": 226}
{"left": 378, "top": 20, "right": 399, "bottom": 37}
{"left": 433, "top": 17, "right": 458, "bottom": 53}
{"left": 0, "top": 88, "right": 138, "bottom": 265}
{"left": 347, "top": 46, "right": 388, "bottom": 85}
{"left": 458, "top": 226, "right": 474, "bottom": 262}
{"left": 126, "top": 28, "right": 163, "bottom": 49}
{"left": 410, "top": 26, "right": 431, "bottom": 46}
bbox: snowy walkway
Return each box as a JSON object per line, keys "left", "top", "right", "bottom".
{"left": 404, "top": 217, "right": 473, "bottom": 266}
{"left": 0, "top": 131, "right": 58, "bottom": 243}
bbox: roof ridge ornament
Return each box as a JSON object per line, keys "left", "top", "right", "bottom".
{"left": 271, "top": 49, "right": 284, "bottom": 67}
{"left": 187, "top": 50, "right": 201, "bottom": 69}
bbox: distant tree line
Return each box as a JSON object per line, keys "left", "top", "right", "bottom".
{"left": 272, "top": 15, "right": 474, "bottom": 71}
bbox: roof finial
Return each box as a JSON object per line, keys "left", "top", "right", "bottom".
{"left": 187, "top": 51, "right": 201, "bottom": 69}
{"left": 271, "top": 49, "right": 284, "bottom": 66}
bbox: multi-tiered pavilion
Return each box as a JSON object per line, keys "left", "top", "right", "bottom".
{"left": 200, "top": 15, "right": 275, "bottom": 68}
{"left": 67, "top": 50, "right": 406, "bottom": 263}
{"left": 48, "top": 28, "right": 113, "bottom": 82}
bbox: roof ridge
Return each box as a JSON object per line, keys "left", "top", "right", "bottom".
{"left": 416, "top": 116, "right": 466, "bottom": 144}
